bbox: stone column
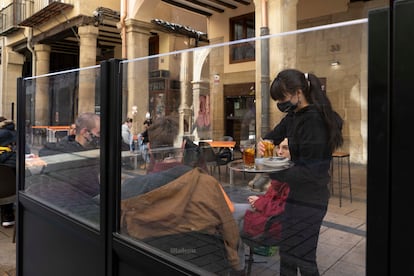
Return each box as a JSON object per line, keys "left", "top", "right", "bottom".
{"left": 34, "top": 44, "right": 51, "bottom": 125}
{"left": 207, "top": 37, "right": 224, "bottom": 140}
{"left": 191, "top": 81, "right": 209, "bottom": 141}
{"left": 281, "top": 0, "right": 298, "bottom": 67}
{"left": 260, "top": 25, "right": 270, "bottom": 137}
{"left": 1, "top": 50, "right": 24, "bottom": 120}
{"left": 124, "top": 19, "right": 152, "bottom": 136}
{"left": 265, "top": 0, "right": 298, "bottom": 127}
{"left": 177, "top": 51, "right": 192, "bottom": 142}
{"left": 78, "top": 25, "right": 99, "bottom": 113}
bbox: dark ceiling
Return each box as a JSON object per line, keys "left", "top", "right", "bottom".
{"left": 161, "top": 0, "right": 252, "bottom": 17}
{"left": 161, "top": 0, "right": 370, "bottom": 17}
{"left": 16, "top": 4, "right": 121, "bottom": 58}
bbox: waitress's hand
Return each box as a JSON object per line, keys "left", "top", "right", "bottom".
{"left": 257, "top": 140, "right": 266, "bottom": 156}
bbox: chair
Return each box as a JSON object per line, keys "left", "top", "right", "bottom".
{"left": 330, "top": 151, "right": 352, "bottom": 207}
{"left": 0, "top": 164, "right": 16, "bottom": 243}
{"left": 216, "top": 136, "right": 234, "bottom": 177}
{"left": 216, "top": 148, "right": 232, "bottom": 177}
{"left": 199, "top": 142, "right": 220, "bottom": 176}
{"left": 199, "top": 142, "right": 232, "bottom": 180}
{"left": 221, "top": 136, "right": 233, "bottom": 141}
{"left": 238, "top": 179, "right": 289, "bottom": 274}
{"left": 241, "top": 214, "right": 284, "bottom": 275}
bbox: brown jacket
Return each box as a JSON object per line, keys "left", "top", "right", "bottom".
{"left": 121, "top": 167, "right": 241, "bottom": 269}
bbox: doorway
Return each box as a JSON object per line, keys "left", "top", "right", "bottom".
{"left": 224, "top": 83, "right": 255, "bottom": 147}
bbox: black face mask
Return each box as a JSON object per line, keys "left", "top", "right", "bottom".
{"left": 85, "top": 132, "right": 100, "bottom": 149}
{"left": 277, "top": 101, "right": 297, "bottom": 113}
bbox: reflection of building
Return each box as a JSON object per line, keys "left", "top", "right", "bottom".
{"left": 148, "top": 70, "right": 180, "bottom": 119}
{"left": 225, "top": 83, "right": 256, "bottom": 144}
{"left": 0, "top": 0, "right": 385, "bottom": 163}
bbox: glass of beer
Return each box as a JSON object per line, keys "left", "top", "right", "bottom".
{"left": 241, "top": 143, "right": 256, "bottom": 169}
{"left": 262, "top": 139, "right": 275, "bottom": 158}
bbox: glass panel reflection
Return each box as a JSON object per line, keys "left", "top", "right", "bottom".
{"left": 24, "top": 67, "right": 101, "bottom": 229}
{"left": 119, "top": 19, "right": 367, "bottom": 275}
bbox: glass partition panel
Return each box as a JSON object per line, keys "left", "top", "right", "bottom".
{"left": 23, "top": 66, "right": 101, "bottom": 229}
{"left": 119, "top": 19, "right": 368, "bottom": 275}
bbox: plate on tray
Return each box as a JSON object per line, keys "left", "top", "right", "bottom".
{"left": 262, "top": 157, "right": 291, "bottom": 168}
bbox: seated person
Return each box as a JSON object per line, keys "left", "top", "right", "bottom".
{"left": 37, "top": 112, "right": 101, "bottom": 196}
{"left": 25, "top": 113, "right": 102, "bottom": 227}
{"left": 120, "top": 115, "right": 244, "bottom": 273}
{"left": 39, "top": 112, "right": 100, "bottom": 156}
{"left": 232, "top": 138, "right": 291, "bottom": 238}
{"left": 66, "top": 123, "right": 76, "bottom": 142}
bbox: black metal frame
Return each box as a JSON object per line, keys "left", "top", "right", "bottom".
{"left": 367, "top": 1, "right": 414, "bottom": 275}
{"left": 388, "top": 0, "right": 414, "bottom": 274}
{"left": 367, "top": 6, "right": 390, "bottom": 275}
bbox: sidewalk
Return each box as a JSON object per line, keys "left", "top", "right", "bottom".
{"left": 221, "top": 163, "right": 366, "bottom": 275}
{"left": 0, "top": 225, "right": 15, "bottom": 276}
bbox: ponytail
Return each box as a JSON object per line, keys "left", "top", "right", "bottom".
{"left": 307, "top": 73, "right": 343, "bottom": 151}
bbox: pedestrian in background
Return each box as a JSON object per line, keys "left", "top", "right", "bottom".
{"left": 121, "top": 118, "right": 133, "bottom": 151}
{"left": 139, "top": 117, "right": 152, "bottom": 166}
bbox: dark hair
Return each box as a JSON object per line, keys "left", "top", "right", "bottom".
{"left": 147, "top": 115, "right": 178, "bottom": 148}
{"left": 270, "top": 69, "right": 343, "bottom": 151}
{"left": 143, "top": 118, "right": 152, "bottom": 126}
{"left": 125, "top": 118, "right": 133, "bottom": 123}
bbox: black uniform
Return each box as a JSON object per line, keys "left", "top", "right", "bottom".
{"left": 264, "top": 105, "right": 331, "bottom": 275}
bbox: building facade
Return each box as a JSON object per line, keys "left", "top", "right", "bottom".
{"left": 0, "top": 0, "right": 388, "bottom": 163}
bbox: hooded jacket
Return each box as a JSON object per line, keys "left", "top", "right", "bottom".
{"left": 0, "top": 120, "right": 16, "bottom": 167}
{"left": 0, "top": 120, "right": 16, "bottom": 147}
{"left": 121, "top": 167, "right": 241, "bottom": 270}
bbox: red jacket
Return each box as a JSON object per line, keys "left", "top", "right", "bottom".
{"left": 243, "top": 180, "right": 290, "bottom": 239}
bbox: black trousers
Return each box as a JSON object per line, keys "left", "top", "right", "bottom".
{"left": 279, "top": 200, "right": 328, "bottom": 276}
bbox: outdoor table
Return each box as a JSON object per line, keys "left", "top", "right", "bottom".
{"left": 46, "top": 126, "right": 70, "bottom": 142}
{"left": 25, "top": 149, "right": 100, "bottom": 175}
{"left": 207, "top": 140, "right": 236, "bottom": 148}
{"left": 207, "top": 140, "right": 236, "bottom": 160}
{"left": 122, "top": 150, "right": 144, "bottom": 170}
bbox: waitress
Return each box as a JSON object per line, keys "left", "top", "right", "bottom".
{"left": 258, "top": 69, "right": 343, "bottom": 276}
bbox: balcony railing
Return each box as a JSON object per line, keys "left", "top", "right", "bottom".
{"left": 0, "top": 1, "right": 26, "bottom": 35}
{"left": 33, "top": 0, "right": 74, "bottom": 14}
{"left": 0, "top": 0, "right": 74, "bottom": 34}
